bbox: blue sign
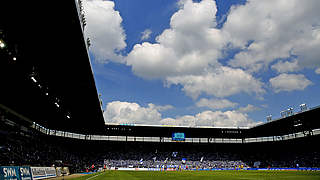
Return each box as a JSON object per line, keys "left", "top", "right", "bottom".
{"left": 19, "top": 166, "right": 32, "bottom": 180}
{"left": 0, "top": 166, "right": 32, "bottom": 180}
{"left": 172, "top": 132, "right": 185, "bottom": 141}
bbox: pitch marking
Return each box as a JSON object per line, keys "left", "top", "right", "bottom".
{"left": 86, "top": 172, "right": 104, "bottom": 180}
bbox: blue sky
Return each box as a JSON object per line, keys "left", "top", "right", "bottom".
{"left": 83, "top": 0, "right": 320, "bottom": 127}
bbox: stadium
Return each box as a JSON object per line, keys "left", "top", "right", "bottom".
{"left": 1, "top": 0, "right": 320, "bottom": 180}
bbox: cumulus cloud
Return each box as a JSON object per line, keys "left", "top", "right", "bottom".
{"left": 148, "top": 103, "right": 174, "bottom": 112}
{"left": 128, "top": 0, "right": 320, "bottom": 100}
{"left": 236, "top": 104, "right": 261, "bottom": 113}
{"left": 271, "top": 59, "right": 300, "bottom": 73}
{"left": 89, "top": 0, "right": 320, "bottom": 125}
{"left": 141, "top": 29, "right": 152, "bottom": 41}
{"left": 160, "top": 110, "right": 261, "bottom": 127}
{"left": 269, "top": 73, "right": 312, "bottom": 93}
{"left": 196, "top": 98, "right": 238, "bottom": 110}
{"left": 84, "top": 0, "right": 126, "bottom": 63}
{"left": 104, "top": 101, "right": 260, "bottom": 127}
{"left": 161, "top": 116, "right": 196, "bottom": 127}
{"left": 86, "top": 0, "right": 320, "bottom": 100}
{"left": 104, "top": 101, "right": 162, "bottom": 125}
{"left": 126, "top": 0, "right": 225, "bottom": 80}
{"left": 166, "top": 66, "right": 265, "bottom": 99}
{"left": 294, "top": 28, "right": 320, "bottom": 69}
{"left": 127, "top": 0, "right": 320, "bottom": 76}
{"left": 126, "top": 43, "right": 178, "bottom": 79}
{"left": 225, "top": 0, "right": 320, "bottom": 72}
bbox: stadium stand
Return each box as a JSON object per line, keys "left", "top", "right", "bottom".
{"left": 1, "top": 106, "right": 320, "bottom": 173}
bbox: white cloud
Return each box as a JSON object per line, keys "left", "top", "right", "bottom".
{"left": 84, "top": 0, "right": 126, "bottom": 63}
{"left": 126, "top": 42, "right": 178, "bottom": 79}
{"left": 196, "top": 98, "right": 238, "bottom": 110}
{"left": 271, "top": 59, "right": 300, "bottom": 73}
{"left": 90, "top": 0, "right": 320, "bottom": 120}
{"left": 126, "top": 0, "right": 224, "bottom": 79}
{"left": 104, "top": 101, "right": 162, "bottom": 125}
{"left": 294, "top": 28, "right": 320, "bottom": 69}
{"left": 126, "top": 0, "right": 276, "bottom": 99}
{"left": 84, "top": 0, "right": 320, "bottom": 71}
{"left": 166, "top": 66, "right": 265, "bottom": 99}
{"left": 141, "top": 29, "right": 152, "bottom": 41}
{"left": 89, "top": 0, "right": 320, "bottom": 99}
{"left": 160, "top": 110, "right": 261, "bottom": 127}
{"left": 269, "top": 73, "right": 312, "bottom": 93}
{"left": 236, "top": 104, "right": 261, "bottom": 113}
{"left": 316, "top": 68, "right": 320, "bottom": 74}
{"left": 225, "top": 0, "right": 320, "bottom": 72}
{"left": 161, "top": 116, "right": 196, "bottom": 127}
{"left": 148, "top": 103, "right": 174, "bottom": 112}
{"left": 104, "top": 101, "right": 260, "bottom": 127}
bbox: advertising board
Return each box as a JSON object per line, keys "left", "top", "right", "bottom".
{"left": 30, "top": 167, "right": 56, "bottom": 180}
{"left": 0, "top": 166, "right": 32, "bottom": 180}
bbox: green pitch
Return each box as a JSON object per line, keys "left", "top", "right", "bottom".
{"left": 73, "top": 170, "right": 320, "bottom": 180}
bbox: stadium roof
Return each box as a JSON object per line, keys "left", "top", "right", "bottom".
{"left": 0, "top": 0, "right": 105, "bottom": 134}
{"left": 103, "top": 106, "right": 320, "bottom": 139}
{"left": 248, "top": 105, "right": 320, "bottom": 138}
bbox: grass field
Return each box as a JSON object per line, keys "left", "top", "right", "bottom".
{"left": 71, "top": 170, "right": 320, "bottom": 180}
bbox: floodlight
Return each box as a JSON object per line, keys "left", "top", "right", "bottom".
{"left": 0, "top": 39, "right": 5, "bottom": 48}
{"left": 280, "top": 110, "right": 286, "bottom": 117}
{"left": 266, "top": 115, "right": 272, "bottom": 122}
{"left": 13, "top": 57, "right": 16, "bottom": 61}
{"left": 294, "top": 123, "right": 302, "bottom": 127}
{"left": 300, "top": 103, "right": 307, "bottom": 112}
{"left": 31, "top": 76, "right": 37, "bottom": 83}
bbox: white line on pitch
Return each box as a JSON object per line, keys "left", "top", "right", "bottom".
{"left": 86, "top": 172, "right": 104, "bottom": 180}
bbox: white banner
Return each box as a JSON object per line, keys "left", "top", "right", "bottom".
{"left": 30, "top": 167, "right": 56, "bottom": 180}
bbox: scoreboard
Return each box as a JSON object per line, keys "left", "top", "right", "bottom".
{"left": 172, "top": 132, "right": 185, "bottom": 141}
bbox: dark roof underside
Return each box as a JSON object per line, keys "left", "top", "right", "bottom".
{"left": 0, "top": 0, "right": 105, "bottom": 134}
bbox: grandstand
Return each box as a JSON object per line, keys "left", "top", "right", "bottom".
{"left": 1, "top": 0, "right": 320, "bottom": 180}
